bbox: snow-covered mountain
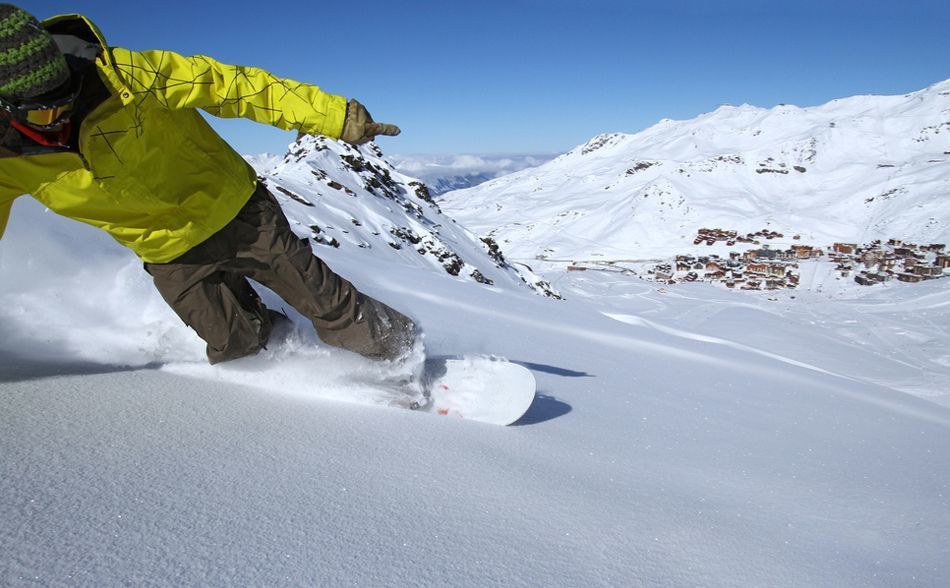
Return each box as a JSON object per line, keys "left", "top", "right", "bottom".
{"left": 243, "top": 151, "right": 283, "bottom": 172}
{"left": 251, "top": 136, "right": 558, "bottom": 298}
{"left": 440, "top": 79, "right": 950, "bottom": 262}
{"left": 388, "top": 153, "right": 554, "bottom": 196}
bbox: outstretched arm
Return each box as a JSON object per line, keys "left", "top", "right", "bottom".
{"left": 109, "top": 47, "right": 348, "bottom": 138}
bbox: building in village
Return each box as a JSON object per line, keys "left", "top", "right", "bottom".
{"left": 898, "top": 273, "right": 923, "bottom": 283}
{"left": 850, "top": 241, "right": 949, "bottom": 286}
{"left": 833, "top": 243, "right": 857, "bottom": 255}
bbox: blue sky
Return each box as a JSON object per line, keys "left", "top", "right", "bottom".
{"left": 33, "top": 0, "right": 950, "bottom": 156}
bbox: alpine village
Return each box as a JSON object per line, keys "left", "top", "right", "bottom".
{"left": 566, "top": 228, "right": 950, "bottom": 291}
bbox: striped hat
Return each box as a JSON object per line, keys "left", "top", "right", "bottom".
{"left": 0, "top": 4, "right": 69, "bottom": 101}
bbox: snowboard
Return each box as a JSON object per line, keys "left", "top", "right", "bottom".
{"left": 415, "top": 356, "right": 537, "bottom": 426}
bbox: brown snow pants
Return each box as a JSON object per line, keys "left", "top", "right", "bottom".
{"left": 144, "top": 182, "right": 416, "bottom": 364}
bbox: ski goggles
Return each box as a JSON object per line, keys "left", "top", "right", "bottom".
{"left": 0, "top": 76, "right": 81, "bottom": 129}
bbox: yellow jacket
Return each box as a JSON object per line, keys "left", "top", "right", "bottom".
{"left": 0, "top": 14, "right": 347, "bottom": 263}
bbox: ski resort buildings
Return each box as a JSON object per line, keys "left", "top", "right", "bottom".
{"left": 563, "top": 225, "right": 948, "bottom": 292}
{"left": 632, "top": 232, "right": 949, "bottom": 291}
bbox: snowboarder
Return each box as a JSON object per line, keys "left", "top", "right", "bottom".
{"left": 0, "top": 6, "right": 418, "bottom": 364}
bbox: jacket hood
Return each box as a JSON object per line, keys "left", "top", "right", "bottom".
{"left": 41, "top": 14, "right": 108, "bottom": 56}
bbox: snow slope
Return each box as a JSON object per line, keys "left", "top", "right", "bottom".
{"left": 2, "top": 135, "right": 950, "bottom": 585}
{"left": 440, "top": 79, "right": 950, "bottom": 262}
{"left": 3, "top": 252, "right": 950, "bottom": 586}
{"left": 252, "top": 136, "right": 557, "bottom": 298}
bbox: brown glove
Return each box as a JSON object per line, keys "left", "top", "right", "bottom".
{"left": 340, "top": 99, "right": 401, "bottom": 145}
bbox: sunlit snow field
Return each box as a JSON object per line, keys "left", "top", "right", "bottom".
{"left": 2, "top": 192, "right": 949, "bottom": 586}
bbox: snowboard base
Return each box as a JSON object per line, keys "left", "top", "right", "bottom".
{"left": 416, "top": 357, "right": 536, "bottom": 426}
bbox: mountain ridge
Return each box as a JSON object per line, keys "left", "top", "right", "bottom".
{"left": 439, "top": 78, "right": 950, "bottom": 263}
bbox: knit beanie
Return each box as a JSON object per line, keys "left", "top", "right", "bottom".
{"left": 0, "top": 4, "right": 69, "bottom": 101}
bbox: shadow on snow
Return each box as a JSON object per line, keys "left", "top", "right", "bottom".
{"left": 514, "top": 361, "right": 593, "bottom": 378}
{"left": 0, "top": 350, "right": 160, "bottom": 383}
{"left": 513, "top": 392, "right": 572, "bottom": 426}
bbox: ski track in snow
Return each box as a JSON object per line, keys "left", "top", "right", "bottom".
{"left": 602, "top": 311, "right": 857, "bottom": 379}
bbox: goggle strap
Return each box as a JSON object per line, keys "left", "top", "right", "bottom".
{"left": 9, "top": 119, "right": 72, "bottom": 147}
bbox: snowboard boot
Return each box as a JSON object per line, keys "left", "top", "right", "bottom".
{"left": 264, "top": 308, "right": 295, "bottom": 348}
